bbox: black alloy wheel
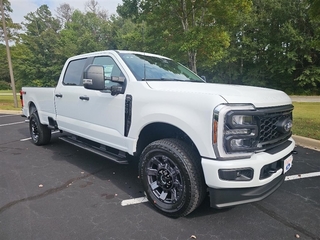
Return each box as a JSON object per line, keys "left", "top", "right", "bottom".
{"left": 139, "top": 138, "right": 206, "bottom": 217}
{"left": 29, "top": 112, "right": 51, "bottom": 145}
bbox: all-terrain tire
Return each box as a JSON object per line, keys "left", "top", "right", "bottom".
{"left": 139, "top": 138, "right": 206, "bottom": 217}
{"left": 29, "top": 112, "right": 51, "bottom": 145}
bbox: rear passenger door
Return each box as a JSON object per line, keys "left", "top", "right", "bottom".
{"left": 54, "top": 57, "right": 92, "bottom": 134}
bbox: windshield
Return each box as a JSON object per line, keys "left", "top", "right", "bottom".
{"left": 118, "top": 53, "right": 205, "bottom": 82}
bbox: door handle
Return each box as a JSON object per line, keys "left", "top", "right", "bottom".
{"left": 79, "top": 96, "right": 89, "bottom": 101}
{"left": 55, "top": 93, "right": 63, "bottom": 98}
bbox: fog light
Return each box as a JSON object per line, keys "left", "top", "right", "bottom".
{"left": 219, "top": 168, "right": 253, "bottom": 181}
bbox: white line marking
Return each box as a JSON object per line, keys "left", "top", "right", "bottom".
{"left": 285, "top": 172, "right": 320, "bottom": 181}
{"left": 121, "top": 197, "right": 148, "bottom": 206}
{"left": 0, "top": 121, "right": 25, "bottom": 127}
{"left": 20, "top": 131, "right": 60, "bottom": 142}
{"left": 120, "top": 172, "right": 320, "bottom": 207}
{"left": 20, "top": 137, "right": 31, "bottom": 141}
{"left": 0, "top": 115, "right": 17, "bottom": 118}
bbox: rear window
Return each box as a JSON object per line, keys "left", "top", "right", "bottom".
{"left": 63, "top": 58, "right": 87, "bottom": 85}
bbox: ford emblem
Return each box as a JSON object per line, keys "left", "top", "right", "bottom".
{"left": 284, "top": 119, "right": 293, "bottom": 132}
{"left": 277, "top": 118, "right": 293, "bottom": 133}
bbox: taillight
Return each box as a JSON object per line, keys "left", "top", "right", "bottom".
{"left": 20, "top": 90, "right": 26, "bottom": 107}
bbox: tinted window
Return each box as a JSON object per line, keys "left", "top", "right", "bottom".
{"left": 93, "top": 56, "right": 124, "bottom": 89}
{"left": 119, "top": 53, "right": 204, "bottom": 82}
{"left": 63, "top": 58, "right": 87, "bottom": 85}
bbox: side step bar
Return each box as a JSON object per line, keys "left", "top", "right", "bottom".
{"left": 59, "top": 136, "right": 128, "bottom": 164}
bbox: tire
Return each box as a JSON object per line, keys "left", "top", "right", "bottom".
{"left": 29, "top": 112, "right": 51, "bottom": 145}
{"left": 139, "top": 138, "right": 206, "bottom": 217}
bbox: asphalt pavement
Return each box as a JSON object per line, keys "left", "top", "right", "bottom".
{"left": 0, "top": 114, "right": 319, "bottom": 240}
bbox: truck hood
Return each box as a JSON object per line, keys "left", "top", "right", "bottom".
{"left": 146, "top": 82, "right": 292, "bottom": 108}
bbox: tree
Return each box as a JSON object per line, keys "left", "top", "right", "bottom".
{"left": 309, "top": 0, "right": 320, "bottom": 21}
{"left": 117, "top": 0, "right": 251, "bottom": 73}
{"left": 58, "top": 9, "right": 112, "bottom": 58}
{"left": 0, "top": 44, "right": 10, "bottom": 83}
{"left": 0, "top": 0, "right": 21, "bottom": 42}
{"left": 109, "top": 16, "right": 145, "bottom": 50}
{"left": 208, "top": 0, "right": 320, "bottom": 94}
{"left": 117, "top": 0, "right": 140, "bottom": 21}
{"left": 14, "top": 5, "right": 62, "bottom": 87}
{"left": 55, "top": 3, "right": 74, "bottom": 28}
{"left": 85, "top": 0, "right": 108, "bottom": 20}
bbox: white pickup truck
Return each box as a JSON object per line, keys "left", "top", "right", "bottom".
{"left": 21, "top": 50, "right": 295, "bottom": 217}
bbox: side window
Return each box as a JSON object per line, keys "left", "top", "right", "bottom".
{"left": 63, "top": 58, "right": 87, "bottom": 86}
{"left": 93, "top": 56, "right": 124, "bottom": 89}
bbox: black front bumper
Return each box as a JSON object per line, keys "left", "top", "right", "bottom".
{"left": 209, "top": 174, "right": 285, "bottom": 209}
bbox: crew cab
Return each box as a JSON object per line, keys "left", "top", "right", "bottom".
{"left": 21, "top": 50, "right": 295, "bottom": 217}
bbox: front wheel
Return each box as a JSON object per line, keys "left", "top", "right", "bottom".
{"left": 139, "top": 139, "right": 206, "bottom": 217}
{"left": 29, "top": 112, "right": 51, "bottom": 145}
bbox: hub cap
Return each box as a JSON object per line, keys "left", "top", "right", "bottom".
{"left": 30, "top": 118, "right": 39, "bottom": 142}
{"left": 146, "top": 155, "right": 183, "bottom": 204}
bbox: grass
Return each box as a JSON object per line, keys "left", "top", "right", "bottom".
{"left": 292, "top": 102, "right": 320, "bottom": 140}
{"left": 1, "top": 90, "right": 319, "bottom": 140}
{"left": 0, "top": 90, "right": 21, "bottom": 110}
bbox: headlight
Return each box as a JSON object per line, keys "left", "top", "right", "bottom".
{"left": 213, "top": 104, "right": 257, "bottom": 159}
{"left": 225, "top": 113, "right": 258, "bottom": 153}
{"left": 213, "top": 104, "right": 293, "bottom": 160}
{"left": 232, "top": 115, "right": 253, "bottom": 125}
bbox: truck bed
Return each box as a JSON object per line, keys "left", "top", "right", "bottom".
{"left": 22, "top": 87, "right": 56, "bottom": 125}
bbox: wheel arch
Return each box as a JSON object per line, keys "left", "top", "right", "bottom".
{"left": 136, "top": 122, "right": 200, "bottom": 158}
{"left": 28, "top": 101, "right": 37, "bottom": 116}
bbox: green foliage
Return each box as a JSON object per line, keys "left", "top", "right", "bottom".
{"left": 116, "top": 0, "right": 251, "bottom": 72}
{"left": 58, "top": 10, "right": 112, "bottom": 57}
{"left": 0, "top": 0, "right": 21, "bottom": 41}
{"left": 4, "top": 0, "right": 320, "bottom": 95}
{"left": 13, "top": 5, "right": 62, "bottom": 87}
{"left": 110, "top": 17, "right": 145, "bottom": 50}
{"left": 309, "top": 0, "right": 320, "bottom": 21}
{"left": 0, "top": 44, "right": 10, "bottom": 83}
{"left": 206, "top": 0, "right": 320, "bottom": 95}
{"left": 0, "top": 80, "right": 10, "bottom": 90}
{"left": 117, "top": 0, "right": 140, "bottom": 21}
{"left": 11, "top": 3, "right": 115, "bottom": 88}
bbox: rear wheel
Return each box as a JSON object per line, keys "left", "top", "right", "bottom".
{"left": 139, "top": 138, "right": 206, "bottom": 217}
{"left": 29, "top": 112, "right": 51, "bottom": 145}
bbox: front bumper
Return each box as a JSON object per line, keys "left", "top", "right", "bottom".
{"left": 209, "top": 174, "right": 284, "bottom": 208}
{"left": 201, "top": 138, "right": 295, "bottom": 208}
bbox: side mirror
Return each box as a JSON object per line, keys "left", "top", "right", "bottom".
{"left": 201, "top": 75, "right": 207, "bottom": 82}
{"left": 83, "top": 65, "right": 105, "bottom": 90}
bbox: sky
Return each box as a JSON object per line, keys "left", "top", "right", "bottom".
{"left": 9, "top": 0, "right": 123, "bottom": 24}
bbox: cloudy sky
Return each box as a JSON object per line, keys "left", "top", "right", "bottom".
{"left": 9, "top": 0, "right": 123, "bottom": 24}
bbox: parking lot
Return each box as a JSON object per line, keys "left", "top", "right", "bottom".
{"left": 0, "top": 113, "right": 319, "bottom": 240}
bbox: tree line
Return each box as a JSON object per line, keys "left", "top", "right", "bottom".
{"left": 0, "top": 0, "right": 319, "bottom": 94}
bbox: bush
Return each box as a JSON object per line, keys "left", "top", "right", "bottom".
{"left": 0, "top": 80, "right": 10, "bottom": 90}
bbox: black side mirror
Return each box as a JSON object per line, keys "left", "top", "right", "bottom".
{"left": 83, "top": 65, "right": 105, "bottom": 90}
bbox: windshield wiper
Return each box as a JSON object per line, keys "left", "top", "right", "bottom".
{"left": 64, "top": 83, "right": 77, "bottom": 85}
{"left": 186, "top": 79, "right": 205, "bottom": 83}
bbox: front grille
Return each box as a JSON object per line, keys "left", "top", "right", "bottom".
{"left": 256, "top": 106, "right": 293, "bottom": 149}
